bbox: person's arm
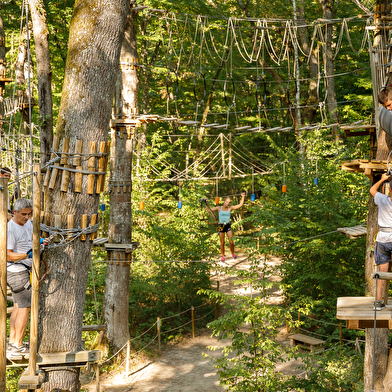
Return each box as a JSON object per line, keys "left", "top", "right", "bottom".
{"left": 203, "top": 199, "right": 220, "bottom": 212}
{"left": 230, "top": 192, "right": 246, "bottom": 211}
{"left": 370, "top": 173, "right": 390, "bottom": 197}
{"left": 7, "top": 249, "right": 30, "bottom": 262}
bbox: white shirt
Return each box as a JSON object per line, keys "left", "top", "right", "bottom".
{"left": 7, "top": 218, "right": 33, "bottom": 272}
{"left": 375, "top": 192, "right": 392, "bottom": 243}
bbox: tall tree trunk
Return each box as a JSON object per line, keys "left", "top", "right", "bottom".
{"left": 318, "top": 0, "right": 340, "bottom": 130}
{"left": 297, "top": 0, "right": 318, "bottom": 124}
{"left": 38, "top": 1, "right": 129, "bottom": 390}
{"left": 364, "top": 1, "right": 392, "bottom": 389}
{"left": 28, "top": 0, "right": 53, "bottom": 165}
{"left": 102, "top": 5, "right": 138, "bottom": 352}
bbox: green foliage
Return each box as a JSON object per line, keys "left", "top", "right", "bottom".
{"left": 286, "top": 345, "right": 364, "bottom": 391}
{"left": 200, "top": 258, "right": 295, "bottom": 392}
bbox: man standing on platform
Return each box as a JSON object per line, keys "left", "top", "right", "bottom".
{"left": 370, "top": 172, "right": 392, "bottom": 310}
{"left": 6, "top": 198, "right": 33, "bottom": 357}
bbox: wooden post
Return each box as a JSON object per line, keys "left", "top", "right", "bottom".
{"left": 44, "top": 135, "right": 60, "bottom": 187}
{"left": 67, "top": 215, "right": 75, "bottom": 239}
{"left": 191, "top": 306, "right": 195, "bottom": 339}
{"left": 99, "top": 141, "right": 110, "bottom": 193}
{"left": 49, "top": 137, "right": 68, "bottom": 189}
{"left": 96, "top": 141, "right": 106, "bottom": 194}
{"left": 0, "top": 177, "right": 8, "bottom": 391}
{"left": 87, "top": 141, "right": 97, "bottom": 194}
{"left": 126, "top": 339, "right": 130, "bottom": 375}
{"left": 80, "top": 214, "right": 88, "bottom": 241}
{"left": 60, "top": 137, "right": 70, "bottom": 165}
{"left": 29, "top": 164, "right": 41, "bottom": 379}
{"left": 54, "top": 215, "right": 62, "bottom": 243}
{"left": 73, "top": 139, "right": 83, "bottom": 166}
{"left": 74, "top": 166, "right": 83, "bottom": 193}
{"left": 220, "top": 133, "right": 225, "bottom": 177}
{"left": 157, "top": 317, "right": 161, "bottom": 351}
{"left": 90, "top": 214, "right": 97, "bottom": 241}
{"left": 60, "top": 166, "right": 71, "bottom": 192}
{"left": 228, "top": 133, "right": 232, "bottom": 180}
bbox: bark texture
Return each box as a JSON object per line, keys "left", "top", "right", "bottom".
{"left": 103, "top": 7, "right": 138, "bottom": 351}
{"left": 28, "top": 0, "right": 53, "bottom": 165}
{"left": 38, "top": 1, "right": 129, "bottom": 390}
{"left": 318, "top": 0, "right": 340, "bottom": 127}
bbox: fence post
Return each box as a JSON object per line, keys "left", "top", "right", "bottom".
{"left": 126, "top": 339, "right": 130, "bottom": 374}
{"left": 157, "top": 317, "right": 161, "bottom": 351}
{"left": 191, "top": 307, "right": 195, "bottom": 338}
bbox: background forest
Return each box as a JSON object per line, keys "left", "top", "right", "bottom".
{"left": 2, "top": 0, "right": 376, "bottom": 390}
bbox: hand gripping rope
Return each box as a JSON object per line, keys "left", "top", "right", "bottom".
{"left": 200, "top": 198, "right": 218, "bottom": 225}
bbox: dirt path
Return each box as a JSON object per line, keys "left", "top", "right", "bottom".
{"left": 81, "top": 254, "right": 302, "bottom": 391}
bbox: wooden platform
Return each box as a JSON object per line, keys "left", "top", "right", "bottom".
{"left": 7, "top": 349, "right": 101, "bottom": 368}
{"left": 341, "top": 159, "right": 387, "bottom": 179}
{"left": 337, "top": 297, "right": 392, "bottom": 329}
{"left": 289, "top": 333, "right": 325, "bottom": 352}
{"left": 337, "top": 225, "right": 367, "bottom": 239}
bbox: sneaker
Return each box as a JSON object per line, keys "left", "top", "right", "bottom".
{"left": 232, "top": 254, "right": 237, "bottom": 259}
{"left": 221, "top": 256, "right": 225, "bottom": 262}
{"left": 7, "top": 343, "right": 29, "bottom": 358}
{"left": 374, "top": 300, "right": 386, "bottom": 311}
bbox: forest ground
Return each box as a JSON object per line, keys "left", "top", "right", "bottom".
{"left": 80, "top": 254, "right": 305, "bottom": 391}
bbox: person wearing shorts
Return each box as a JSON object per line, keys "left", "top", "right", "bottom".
{"left": 209, "top": 192, "right": 246, "bottom": 262}
{"left": 370, "top": 172, "right": 392, "bottom": 311}
{"left": 6, "top": 198, "right": 33, "bottom": 356}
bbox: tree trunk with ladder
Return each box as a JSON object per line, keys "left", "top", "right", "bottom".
{"left": 38, "top": 1, "right": 129, "bottom": 390}
{"left": 102, "top": 6, "right": 139, "bottom": 352}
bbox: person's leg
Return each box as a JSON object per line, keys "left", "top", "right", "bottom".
{"left": 13, "top": 306, "right": 30, "bottom": 347}
{"left": 219, "top": 232, "right": 225, "bottom": 257}
{"left": 377, "top": 261, "right": 389, "bottom": 301}
{"left": 227, "top": 230, "right": 235, "bottom": 254}
{"left": 9, "top": 303, "right": 19, "bottom": 345}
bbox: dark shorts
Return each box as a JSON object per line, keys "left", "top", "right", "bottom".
{"left": 7, "top": 269, "right": 31, "bottom": 309}
{"left": 374, "top": 242, "right": 392, "bottom": 265}
{"left": 218, "top": 222, "right": 232, "bottom": 234}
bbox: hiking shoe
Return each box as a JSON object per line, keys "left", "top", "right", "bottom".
{"left": 232, "top": 254, "right": 237, "bottom": 259}
{"left": 7, "top": 343, "right": 29, "bottom": 358}
{"left": 374, "top": 300, "right": 386, "bottom": 311}
{"left": 221, "top": 256, "right": 226, "bottom": 262}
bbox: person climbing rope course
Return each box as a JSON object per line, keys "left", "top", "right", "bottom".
{"left": 204, "top": 192, "right": 246, "bottom": 262}
{"left": 370, "top": 172, "right": 392, "bottom": 311}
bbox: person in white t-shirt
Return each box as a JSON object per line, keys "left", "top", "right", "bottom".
{"left": 370, "top": 172, "right": 392, "bottom": 311}
{"left": 6, "top": 198, "right": 33, "bottom": 357}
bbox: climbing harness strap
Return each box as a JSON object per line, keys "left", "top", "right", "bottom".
{"left": 379, "top": 227, "right": 392, "bottom": 233}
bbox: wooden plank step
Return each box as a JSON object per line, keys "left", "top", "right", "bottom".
{"left": 372, "top": 271, "right": 392, "bottom": 280}
{"left": 177, "top": 120, "right": 200, "bottom": 126}
{"left": 337, "top": 225, "right": 367, "bottom": 238}
{"left": 104, "top": 241, "right": 140, "bottom": 252}
{"left": 289, "top": 333, "right": 325, "bottom": 352}
{"left": 248, "top": 127, "right": 262, "bottom": 131}
{"left": 93, "top": 237, "right": 108, "bottom": 246}
{"left": 7, "top": 349, "right": 101, "bottom": 367}
{"left": 212, "top": 124, "right": 229, "bottom": 129}
{"left": 202, "top": 123, "right": 219, "bottom": 127}
{"left": 82, "top": 324, "right": 107, "bottom": 332}
{"left": 234, "top": 125, "right": 252, "bottom": 130}
{"left": 341, "top": 125, "right": 376, "bottom": 130}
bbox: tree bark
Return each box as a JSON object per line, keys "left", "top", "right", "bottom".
{"left": 28, "top": 0, "right": 53, "bottom": 165}
{"left": 318, "top": 0, "right": 340, "bottom": 131}
{"left": 297, "top": 0, "right": 318, "bottom": 124}
{"left": 102, "top": 6, "right": 138, "bottom": 352}
{"left": 38, "top": 1, "right": 129, "bottom": 390}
